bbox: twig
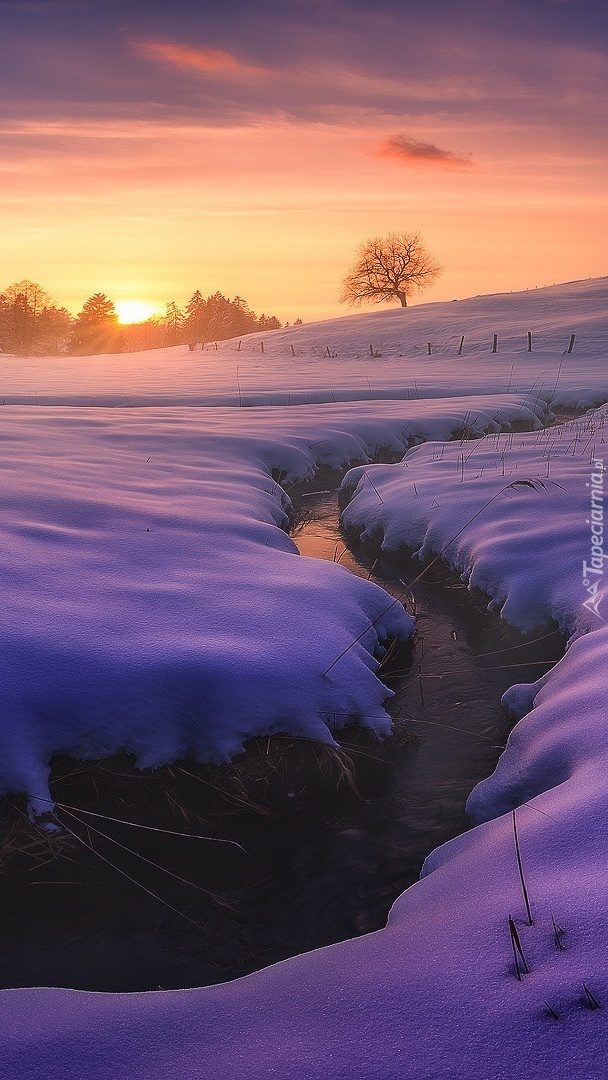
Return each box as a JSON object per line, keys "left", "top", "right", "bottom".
{"left": 512, "top": 806, "right": 533, "bottom": 925}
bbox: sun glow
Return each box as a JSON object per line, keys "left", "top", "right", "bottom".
{"left": 115, "top": 301, "right": 160, "bottom": 324}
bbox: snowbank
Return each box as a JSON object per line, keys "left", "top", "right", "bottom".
{"left": 0, "top": 390, "right": 549, "bottom": 805}
{"left": 340, "top": 408, "right": 607, "bottom": 637}
{"left": 0, "top": 406, "right": 422, "bottom": 808}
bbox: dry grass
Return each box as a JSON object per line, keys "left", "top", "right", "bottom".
{"left": 0, "top": 723, "right": 417, "bottom": 879}
{"left": 0, "top": 794, "right": 79, "bottom": 875}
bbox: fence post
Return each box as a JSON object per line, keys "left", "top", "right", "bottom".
{"left": 492, "top": 334, "right": 498, "bottom": 353}
{"left": 567, "top": 333, "right": 576, "bottom": 354}
{"left": 527, "top": 332, "right": 532, "bottom": 352}
{"left": 458, "top": 335, "right": 465, "bottom": 356}
{"left": 427, "top": 342, "right": 432, "bottom": 355}
{"left": 290, "top": 344, "right": 295, "bottom": 357}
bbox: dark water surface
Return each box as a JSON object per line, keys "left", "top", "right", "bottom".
{"left": 0, "top": 489, "right": 562, "bottom": 992}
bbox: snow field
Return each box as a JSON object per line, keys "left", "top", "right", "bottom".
{"left": 2, "top": 277, "right": 608, "bottom": 1078}
{"left": 0, "top": 278, "right": 607, "bottom": 412}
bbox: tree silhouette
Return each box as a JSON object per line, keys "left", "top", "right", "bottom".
{"left": 161, "top": 301, "right": 185, "bottom": 345}
{"left": 184, "top": 290, "right": 206, "bottom": 342}
{"left": 341, "top": 232, "right": 442, "bottom": 308}
{"left": 70, "top": 293, "right": 118, "bottom": 354}
{"left": 0, "top": 280, "right": 71, "bottom": 355}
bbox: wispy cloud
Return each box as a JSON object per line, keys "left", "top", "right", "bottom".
{"left": 132, "top": 40, "right": 273, "bottom": 80}
{"left": 375, "top": 133, "right": 475, "bottom": 169}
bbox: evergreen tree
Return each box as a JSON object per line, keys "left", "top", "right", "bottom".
{"left": 231, "top": 295, "right": 257, "bottom": 337}
{"left": 70, "top": 293, "right": 119, "bottom": 355}
{"left": 161, "top": 300, "right": 186, "bottom": 345}
{"left": 257, "top": 313, "right": 282, "bottom": 332}
{"left": 204, "top": 291, "right": 235, "bottom": 341}
{"left": 184, "top": 290, "right": 206, "bottom": 343}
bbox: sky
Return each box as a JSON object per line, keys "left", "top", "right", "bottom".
{"left": 0, "top": 0, "right": 606, "bottom": 323}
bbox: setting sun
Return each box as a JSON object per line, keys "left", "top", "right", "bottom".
{"left": 115, "top": 301, "right": 160, "bottom": 324}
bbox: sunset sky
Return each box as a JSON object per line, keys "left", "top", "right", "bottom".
{"left": 1, "top": 0, "right": 606, "bottom": 323}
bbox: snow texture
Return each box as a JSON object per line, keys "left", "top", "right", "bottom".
{"left": 2, "top": 278, "right": 608, "bottom": 1079}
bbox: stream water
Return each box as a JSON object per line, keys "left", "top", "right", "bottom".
{"left": 0, "top": 486, "right": 563, "bottom": 992}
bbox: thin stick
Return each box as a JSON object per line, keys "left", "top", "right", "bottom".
{"left": 551, "top": 913, "right": 566, "bottom": 950}
{"left": 509, "top": 915, "right": 530, "bottom": 976}
{"left": 406, "top": 717, "right": 505, "bottom": 746}
{"left": 31, "top": 796, "right": 246, "bottom": 851}
{"left": 363, "top": 471, "right": 384, "bottom": 502}
{"left": 583, "top": 983, "right": 601, "bottom": 1010}
{"left": 60, "top": 806, "right": 230, "bottom": 903}
{"left": 57, "top": 816, "right": 208, "bottom": 934}
{"left": 512, "top": 807, "right": 533, "bottom": 925}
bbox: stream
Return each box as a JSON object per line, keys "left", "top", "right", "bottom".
{"left": 0, "top": 485, "right": 562, "bottom": 992}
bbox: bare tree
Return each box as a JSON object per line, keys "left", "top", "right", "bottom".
{"left": 0, "top": 280, "right": 71, "bottom": 355}
{"left": 341, "top": 232, "right": 442, "bottom": 308}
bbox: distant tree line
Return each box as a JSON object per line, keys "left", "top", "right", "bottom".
{"left": 0, "top": 281, "right": 286, "bottom": 356}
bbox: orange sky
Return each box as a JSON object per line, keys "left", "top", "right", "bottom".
{"left": 1, "top": 1, "right": 606, "bottom": 323}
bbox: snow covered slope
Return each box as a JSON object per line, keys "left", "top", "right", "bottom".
{"left": 0, "top": 277, "right": 606, "bottom": 410}
{"left": 2, "top": 278, "right": 608, "bottom": 1079}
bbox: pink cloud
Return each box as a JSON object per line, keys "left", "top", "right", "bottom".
{"left": 132, "top": 40, "right": 272, "bottom": 80}
{"left": 376, "top": 133, "right": 475, "bottom": 170}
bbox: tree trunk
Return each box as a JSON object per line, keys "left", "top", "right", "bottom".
{"left": 399, "top": 294, "right": 408, "bottom": 307}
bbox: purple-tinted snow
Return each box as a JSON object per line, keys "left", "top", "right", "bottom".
{"left": 2, "top": 278, "right": 608, "bottom": 1079}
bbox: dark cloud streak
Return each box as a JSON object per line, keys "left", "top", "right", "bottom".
{"left": 376, "top": 134, "right": 475, "bottom": 169}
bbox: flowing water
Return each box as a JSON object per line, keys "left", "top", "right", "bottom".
{"left": 0, "top": 485, "right": 563, "bottom": 992}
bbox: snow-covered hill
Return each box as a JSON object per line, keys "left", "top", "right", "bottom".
{"left": 0, "top": 277, "right": 607, "bottom": 411}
